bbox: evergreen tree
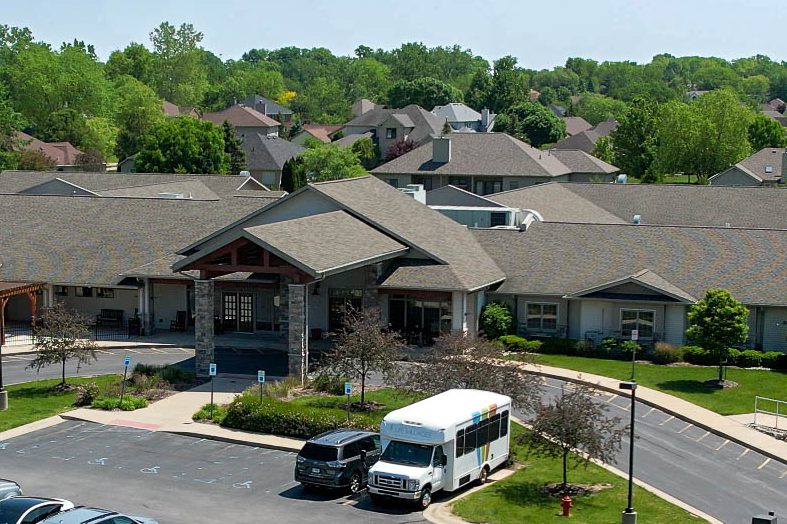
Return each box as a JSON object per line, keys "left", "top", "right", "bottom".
{"left": 222, "top": 121, "right": 246, "bottom": 175}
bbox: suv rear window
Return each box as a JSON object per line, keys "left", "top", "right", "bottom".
{"left": 299, "top": 443, "right": 338, "bottom": 462}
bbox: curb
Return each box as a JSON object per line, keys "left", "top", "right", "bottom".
{"left": 163, "top": 429, "right": 303, "bottom": 453}
{"left": 523, "top": 367, "right": 787, "bottom": 467}
{"left": 0, "top": 415, "right": 65, "bottom": 442}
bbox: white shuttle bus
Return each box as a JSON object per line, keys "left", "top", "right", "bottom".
{"left": 367, "top": 389, "right": 511, "bottom": 509}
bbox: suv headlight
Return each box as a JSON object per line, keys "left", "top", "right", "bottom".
{"left": 406, "top": 479, "right": 420, "bottom": 491}
{"left": 326, "top": 461, "right": 346, "bottom": 469}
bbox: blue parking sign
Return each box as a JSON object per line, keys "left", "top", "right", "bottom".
{"left": 257, "top": 370, "right": 265, "bottom": 384}
{"left": 344, "top": 382, "right": 352, "bottom": 395}
{"left": 209, "top": 363, "right": 217, "bottom": 377}
{"left": 123, "top": 356, "right": 131, "bottom": 367}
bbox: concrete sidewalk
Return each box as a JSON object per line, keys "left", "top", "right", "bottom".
{"left": 518, "top": 361, "right": 787, "bottom": 465}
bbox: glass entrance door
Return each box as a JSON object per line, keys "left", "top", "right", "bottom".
{"left": 238, "top": 293, "right": 254, "bottom": 332}
{"left": 222, "top": 292, "right": 254, "bottom": 333}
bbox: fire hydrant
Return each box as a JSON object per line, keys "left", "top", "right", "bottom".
{"left": 561, "top": 495, "right": 573, "bottom": 517}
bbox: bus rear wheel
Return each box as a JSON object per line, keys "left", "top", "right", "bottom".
{"left": 478, "top": 466, "right": 490, "bottom": 485}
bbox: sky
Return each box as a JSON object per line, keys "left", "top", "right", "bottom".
{"left": 3, "top": 0, "right": 786, "bottom": 69}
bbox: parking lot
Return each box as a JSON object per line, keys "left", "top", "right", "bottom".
{"left": 1, "top": 421, "right": 427, "bottom": 524}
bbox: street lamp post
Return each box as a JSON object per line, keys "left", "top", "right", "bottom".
{"left": 619, "top": 380, "right": 637, "bottom": 524}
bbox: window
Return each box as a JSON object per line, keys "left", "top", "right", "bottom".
{"left": 360, "top": 436, "right": 379, "bottom": 452}
{"left": 75, "top": 287, "right": 92, "bottom": 297}
{"left": 621, "top": 309, "right": 655, "bottom": 338}
{"left": 385, "top": 127, "right": 397, "bottom": 139}
{"left": 299, "top": 443, "right": 338, "bottom": 462}
{"left": 500, "top": 411, "right": 509, "bottom": 437}
{"left": 490, "top": 212, "right": 508, "bottom": 227}
{"left": 448, "top": 176, "right": 470, "bottom": 191}
{"left": 343, "top": 442, "right": 361, "bottom": 460}
{"left": 96, "top": 288, "right": 115, "bottom": 298}
{"left": 526, "top": 303, "right": 558, "bottom": 331}
{"left": 476, "top": 179, "right": 502, "bottom": 195}
{"left": 411, "top": 175, "right": 433, "bottom": 191}
{"left": 455, "top": 412, "right": 508, "bottom": 457}
{"left": 54, "top": 286, "right": 68, "bottom": 296}
{"left": 386, "top": 178, "right": 399, "bottom": 188}
{"left": 455, "top": 428, "right": 465, "bottom": 457}
{"left": 508, "top": 180, "right": 519, "bottom": 190}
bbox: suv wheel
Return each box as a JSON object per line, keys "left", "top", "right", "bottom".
{"left": 348, "top": 471, "right": 362, "bottom": 494}
{"left": 418, "top": 486, "right": 432, "bottom": 510}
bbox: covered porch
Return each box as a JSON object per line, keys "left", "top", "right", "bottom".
{"left": 0, "top": 282, "right": 44, "bottom": 347}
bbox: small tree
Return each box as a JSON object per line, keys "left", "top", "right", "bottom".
{"left": 524, "top": 383, "right": 625, "bottom": 492}
{"left": 222, "top": 121, "right": 246, "bottom": 175}
{"left": 385, "top": 138, "right": 417, "bottom": 160}
{"left": 479, "top": 303, "right": 513, "bottom": 339}
{"left": 28, "top": 303, "right": 98, "bottom": 388}
{"left": 399, "top": 332, "right": 540, "bottom": 413}
{"left": 75, "top": 148, "right": 105, "bottom": 172}
{"left": 320, "top": 307, "right": 403, "bottom": 407}
{"left": 686, "top": 288, "right": 749, "bottom": 383}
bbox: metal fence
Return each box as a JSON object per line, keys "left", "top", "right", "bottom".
{"left": 1, "top": 319, "right": 141, "bottom": 347}
{"left": 753, "top": 396, "right": 787, "bottom": 431}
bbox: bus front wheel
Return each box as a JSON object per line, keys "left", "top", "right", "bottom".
{"left": 418, "top": 487, "right": 432, "bottom": 510}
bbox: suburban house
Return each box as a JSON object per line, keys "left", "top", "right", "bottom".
{"left": 351, "top": 98, "right": 383, "bottom": 117}
{"left": 431, "top": 103, "right": 495, "bottom": 132}
{"left": 242, "top": 135, "right": 305, "bottom": 189}
{"left": 341, "top": 104, "right": 444, "bottom": 159}
{"left": 169, "top": 175, "right": 504, "bottom": 378}
{"left": 162, "top": 101, "right": 198, "bottom": 118}
{"left": 562, "top": 116, "right": 593, "bottom": 136}
{"left": 291, "top": 124, "right": 344, "bottom": 146}
{"left": 14, "top": 132, "right": 83, "bottom": 171}
{"left": 202, "top": 104, "right": 280, "bottom": 137}
{"left": 242, "top": 95, "right": 294, "bottom": 125}
{"left": 371, "top": 133, "right": 619, "bottom": 194}
{"left": 710, "top": 147, "right": 786, "bottom": 186}
{"left": 0, "top": 170, "right": 283, "bottom": 346}
{"left": 553, "top": 118, "right": 618, "bottom": 154}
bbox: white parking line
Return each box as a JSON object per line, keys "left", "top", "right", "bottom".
{"left": 606, "top": 395, "right": 617, "bottom": 403}
{"left": 757, "top": 458, "right": 771, "bottom": 470}
{"left": 125, "top": 349, "right": 142, "bottom": 354}
{"left": 696, "top": 431, "right": 709, "bottom": 442}
{"left": 659, "top": 415, "right": 674, "bottom": 426}
{"left": 677, "top": 423, "right": 693, "bottom": 434}
{"left": 737, "top": 449, "right": 750, "bottom": 460}
{"left": 642, "top": 407, "right": 656, "bottom": 418}
{"left": 715, "top": 440, "right": 729, "bottom": 451}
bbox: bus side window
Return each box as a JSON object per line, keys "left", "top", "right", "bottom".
{"left": 456, "top": 428, "right": 465, "bottom": 457}
{"left": 488, "top": 414, "right": 501, "bottom": 442}
{"left": 500, "top": 411, "right": 509, "bottom": 437}
{"left": 465, "top": 424, "right": 477, "bottom": 452}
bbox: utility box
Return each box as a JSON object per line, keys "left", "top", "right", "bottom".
{"left": 752, "top": 512, "right": 777, "bottom": 524}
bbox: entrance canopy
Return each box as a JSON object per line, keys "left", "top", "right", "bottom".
{"left": 0, "top": 281, "right": 43, "bottom": 300}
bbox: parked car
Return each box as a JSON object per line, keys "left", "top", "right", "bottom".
{"left": 0, "top": 496, "right": 74, "bottom": 524}
{"left": 39, "top": 507, "right": 158, "bottom": 524}
{"left": 294, "top": 429, "right": 381, "bottom": 493}
{"left": 0, "top": 479, "right": 22, "bottom": 501}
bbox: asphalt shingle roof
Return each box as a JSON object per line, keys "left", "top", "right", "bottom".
{"left": 202, "top": 105, "right": 280, "bottom": 128}
{"left": 473, "top": 222, "right": 787, "bottom": 306}
{"left": 432, "top": 103, "right": 481, "bottom": 123}
{"left": 737, "top": 147, "right": 786, "bottom": 183}
{"left": 488, "top": 182, "right": 787, "bottom": 229}
{"left": 344, "top": 104, "right": 444, "bottom": 145}
{"left": 562, "top": 116, "right": 593, "bottom": 136}
{"left": 241, "top": 134, "right": 305, "bottom": 171}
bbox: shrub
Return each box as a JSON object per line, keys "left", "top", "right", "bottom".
{"left": 221, "top": 393, "right": 376, "bottom": 439}
{"left": 540, "top": 338, "right": 581, "bottom": 355}
{"left": 92, "top": 396, "right": 148, "bottom": 411}
{"left": 619, "top": 340, "right": 642, "bottom": 360}
{"left": 479, "top": 303, "right": 513, "bottom": 339}
{"left": 192, "top": 403, "right": 227, "bottom": 424}
{"left": 499, "top": 335, "right": 543, "bottom": 353}
{"left": 600, "top": 337, "right": 618, "bottom": 355}
{"left": 73, "top": 382, "right": 100, "bottom": 406}
{"left": 727, "top": 348, "right": 742, "bottom": 365}
{"left": 311, "top": 374, "right": 348, "bottom": 395}
{"left": 736, "top": 349, "right": 763, "bottom": 368}
{"left": 761, "top": 352, "right": 782, "bottom": 369}
{"left": 681, "top": 345, "right": 714, "bottom": 366}
{"left": 262, "top": 375, "right": 303, "bottom": 399}
{"left": 133, "top": 363, "right": 194, "bottom": 386}
{"left": 652, "top": 343, "right": 682, "bottom": 365}
{"left": 773, "top": 352, "right": 787, "bottom": 370}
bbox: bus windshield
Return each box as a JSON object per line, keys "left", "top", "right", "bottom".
{"left": 381, "top": 440, "right": 434, "bottom": 467}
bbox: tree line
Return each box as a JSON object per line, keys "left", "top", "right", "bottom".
{"left": 1, "top": 21, "right": 786, "bottom": 178}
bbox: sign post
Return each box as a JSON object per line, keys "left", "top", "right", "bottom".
{"left": 119, "top": 355, "right": 131, "bottom": 408}
{"left": 344, "top": 382, "right": 353, "bottom": 424}
{"left": 630, "top": 330, "right": 639, "bottom": 380}
{"left": 257, "top": 370, "right": 265, "bottom": 403}
{"left": 209, "top": 363, "right": 217, "bottom": 420}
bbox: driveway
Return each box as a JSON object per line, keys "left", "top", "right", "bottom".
{"left": 0, "top": 421, "right": 427, "bottom": 524}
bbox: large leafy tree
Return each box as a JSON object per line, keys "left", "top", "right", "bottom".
{"left": 387, "top": 77, "right": 463, "bottom": 109}
{"left": 611, "top": 97, "right": 658, "bottom": 181}
{"left": 572, "top": 93, "right": 628, "bottom": 125}
{"left": 486, "top": 56, "right": 528, "bottom": 113}
{"left": 686, "top": 289, "right": 750, "bottom": 383}
{"left": 294, "top": 76, "right": 349, "bottom": 123}
{"left": 653, "top": 89, "right": 753, "bottom": 184}
{"left": 38, "top": 108, "right": 94, "bottom": 149}
{"left": 497, "top": 102, "right": 566, "bottom": 148}
{"left": 0, "top": 85, "right": 24, "bottom": 169}
{"left": 113, "top": 75, "right": 164, "bottom": 160}
{"left": 105, "top": 42, "right": 156, "bottom": 86}
{"left": 150, "top": 22, "right": 207, "bottom": 106}
{"left": 298, "top": 144, "right": 365, "bottom": 182}
{"left": 136, "top": 117, "right": 228, "bottom": 174}
{"left": 747, "top": 113, "right": 787, "bottom": 150}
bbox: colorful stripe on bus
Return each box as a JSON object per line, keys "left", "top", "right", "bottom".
{"left": 472, "top": 403, "right": 498, "bottom": 466}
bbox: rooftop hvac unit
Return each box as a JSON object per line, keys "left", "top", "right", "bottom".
{"left": 632, "top": 214, "right": 641, "bottom": 224}
{"left": 157, "top": 192, "right": 188, "bottom": 199}
{"left": 616, "top": 174, "right": 628, "bottom": 184}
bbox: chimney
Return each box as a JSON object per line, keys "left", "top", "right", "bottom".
{"left": 399, "top": 184, "right": 426, "bottom": 204}
{"left": 259, "top": 102, "right": 267, "bottom": 115}
{"left": 432, "top": 135, "right": 451, "bottom": 163}
{"left": 481, "top": 108, "right": 491, "bottom": 130}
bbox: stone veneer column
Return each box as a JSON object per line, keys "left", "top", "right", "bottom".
{"left": 194, "top": 280, "right": 215, "bottom": 378}
{"left": 362, "top": 264, "right": 381, "bottom": 311}
{"left": 278, "top": 277, "right": 290, "bottom": 334}
{"left": 288, "top": 283, "right": 307, "bottom": 383}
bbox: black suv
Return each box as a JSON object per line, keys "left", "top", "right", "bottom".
{"left": 294, "top": 429, "right": 381, "bottom": 493}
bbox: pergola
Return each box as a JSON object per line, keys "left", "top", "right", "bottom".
{"left": 0, "top": 281, "right": 44, "bottom": 345}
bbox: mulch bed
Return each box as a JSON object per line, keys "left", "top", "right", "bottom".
{"left": 541, "top": 482, "right": 613, "bottom": 497}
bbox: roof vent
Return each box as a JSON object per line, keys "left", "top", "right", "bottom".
{"left": 765, "top": 165, "right": 773, "bottom": 173}
{"left": 632, "top": 214, "right": 641, "bottom": 225}
{"left": 616, "top": 174, "right": 628, "bottom": 184}
{"left": 239, "top": 170, "right": 251, "bottom": 177}
{"left": 157, "top": 192, "right": 189, "bottom": 199}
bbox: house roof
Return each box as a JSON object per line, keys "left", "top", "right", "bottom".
{"left": 486, "top": 181, "right": 787, "bottom": 229}
{"left": 298, "top": 124, "right": 344, "bottom": 144}
{"left": 553, "top": 119, "right": 618, "bottom": 153}
{"left": 425, "top": 185, "right": 506, "bottom": 208}
{"left": 384, "top": 113, "right": 415, "bottom": 129}
{"left": 0, "top": 193, "right": 273, "bottom": 286}
{"left": 344, "top": 104, "right": 444, "bottom": 145}
{"left": 242, "top": 95, "right": 294, "bottom": 116}
{"left": 240, "top": 134, "right": 305, "bottom": 171}
{"left": 372, "top": 133, "right": 617, "bottom": 178}
{"left": 242, "top": 210, "right": 408, "bottom": 277}
{"left": 547, "top": 149, "right": 619, "bottom": 174}
{"left": 202, "top": 105, "right": 280, "bottom": 128}
{"left": 162, "top": 101, "right": 197, "bottom": 117}
{"left": 734, "top": 147, "right": 786, "bottom": 183}
{"left": 310, "top": 176, "right": 504, "bottom": 291}
{"left": 332, "top": 132, "right": 373, "bottom": 148}
{"left": 562, "top": 116, "right": 592, "bottom": 136}
{"left": 565, "top": 269, "right": 697, "bottom": 303}
{"left": 592, "top": 118, "right": 619, "bottom": 136}
{"left": 473, "top": 222, "right": 787, "bottom": 306}
{"left": 432, "top": 103, "right": 482, "bottom": 123}
{"left": 15, "top": 132, "right": 82, "bottom": 166}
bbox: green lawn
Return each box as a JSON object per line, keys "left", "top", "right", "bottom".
{"left": 1, "top": 375, "right": 121, "bottom": 432}
{"left": 287, "top": 387, "right": 423, "bottom": 427}
{"left": 453, "top": 426, "right": 703, "bottom": 524}
{"left": 626, "top": 174, "right": 696, "bottom": 184}
{"left": 530, "top": 354, "right": 787, "bottom": 415}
